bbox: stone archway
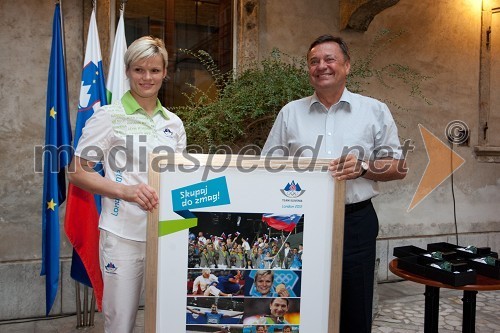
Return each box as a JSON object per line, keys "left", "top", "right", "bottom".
{"left": 341, "top": 0, "right": 400, "bottom": 31}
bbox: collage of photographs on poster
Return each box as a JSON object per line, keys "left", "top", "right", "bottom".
{"left": 185, "top": 211, "right": 304, "bottom": 333}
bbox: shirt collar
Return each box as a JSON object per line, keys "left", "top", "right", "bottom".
{"left": 121, "top": 90, "right": 170, "bottom": 119}
{"left": 309, "top": 88, "right": 352, "bottom": 112}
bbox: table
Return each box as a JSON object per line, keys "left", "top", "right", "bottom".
{"left": 389, "top": 259, "right": 500, "bottom": 333}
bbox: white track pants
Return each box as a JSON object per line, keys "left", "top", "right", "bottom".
{"left": 100, "top": 230, "right": 146, "bottom": 333}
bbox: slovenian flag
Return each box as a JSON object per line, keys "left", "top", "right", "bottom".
{"left": 261, "top": 214, "right": 302, "bottom": 232}
{"left": 63, "top": 8, "right": 106, "bottom": 311}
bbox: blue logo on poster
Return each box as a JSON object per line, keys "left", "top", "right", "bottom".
{"left": 280, "top": 180, "right": 305, "bottom": 198}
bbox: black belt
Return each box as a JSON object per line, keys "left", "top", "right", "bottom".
{"left": 345, "top": 199, "right": 372, "bottom": 214}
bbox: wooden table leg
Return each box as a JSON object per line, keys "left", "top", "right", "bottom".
{"left": 462, "top": 290, "right": 477, "bottom": 333}
{"left": 424, "top": 285, "right": 440, "bottom": 333}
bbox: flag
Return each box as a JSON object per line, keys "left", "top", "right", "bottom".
{"left": 41, "top": 3, "right": 73, "bottom": 315}
{"left": 261, "top": 214, "right": 302, "bottom": 232}
{"left": 64, "top": 8, "right": 107, "bottom": 311}
{"left": 106, "top": 8, "right": 129, "bottom": 103}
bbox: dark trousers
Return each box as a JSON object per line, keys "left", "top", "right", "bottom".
{"left": 339, "top": 201, "right": 379, "bottom": 333}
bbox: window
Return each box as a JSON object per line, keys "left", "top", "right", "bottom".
{"left": 121, "top": 0, "right": 233, "bottom": 107}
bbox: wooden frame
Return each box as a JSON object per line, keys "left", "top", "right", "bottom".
{"left": 146, "top": 154, "right": 345, "bottom": 333}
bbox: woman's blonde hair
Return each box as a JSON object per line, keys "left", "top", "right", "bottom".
{"left": 124, "top": 36, "right": 168, "bottom": 71}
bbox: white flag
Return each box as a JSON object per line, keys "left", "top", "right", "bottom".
{"left": 106, "top": 9, "right": 129, "bottom": 103}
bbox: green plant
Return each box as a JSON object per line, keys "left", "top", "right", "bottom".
{"left": 173, "top": 49, "right": 313, "bottom": 152}
{"left": 174, "top": 30, "right": 431, "bottom": 151}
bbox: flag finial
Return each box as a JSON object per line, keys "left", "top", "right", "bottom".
{"left": 120, "top": 0, "right": 127, "bottom": 11}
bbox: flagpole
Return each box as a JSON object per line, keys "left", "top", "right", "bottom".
{"left": 106, "top": 4, "right": 130, "bottom": 103}
{"left": 57, "top": 0, "right": 69, "bottom": 131}
{"left": 270, "top": 231, "right": 292, "bottom": 267}
{"left": 57, "top": 0, "right": 63, "bottom": 45}
{"left": 112, "top": 0, "right": 127, "bottom": 58}
{"left": 92, "top": 0, "right": 97, "bottom": 23}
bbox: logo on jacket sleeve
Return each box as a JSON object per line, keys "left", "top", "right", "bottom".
{"left": 163, "top": 127, "right": 174, "bottom": 137}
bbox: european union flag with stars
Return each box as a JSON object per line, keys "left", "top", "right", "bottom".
{"left": 41, "top": 3, "right": 72, "bottom": 315}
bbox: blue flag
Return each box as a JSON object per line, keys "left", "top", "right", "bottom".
{"left": 41, "top": 3, "right": 72, "bottom": 316}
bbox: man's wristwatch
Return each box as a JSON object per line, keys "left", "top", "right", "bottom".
{"left": 358, "top": 160, "right": 369, "bottom": 178}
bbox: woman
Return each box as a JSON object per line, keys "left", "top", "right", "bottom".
{"left": 256, "top": 247, "right": 266, "bottom": 269}
{"left": 199, "top": 246, "right": 211, "bottom": 267}
{"left": 250, "top": 270, "right": 290, "bottom": 297}
{"left": 249, "top": 246, "right": 259, "bottom": 268}
{"left": 68, "top": 36, "right": 186, "bottom": 333}
{"left": 217, "top": 244, "right": 231, "bottom": 268}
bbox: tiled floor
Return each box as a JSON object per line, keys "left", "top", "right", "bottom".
{"left": 1, "top": 280, "right": 499, "bottom": 332}
{"left": 372, "top": 280, "right": 500, "bottom": 333}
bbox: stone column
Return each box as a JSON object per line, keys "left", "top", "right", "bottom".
{"left": 236, "top": 0, "right": 259, "bottom": 69}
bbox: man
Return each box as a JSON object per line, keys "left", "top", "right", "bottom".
{"left": 252, "top": 297, "right": 290, "bottom": 324}
{"left": 186, "top": 304, "right": 243, "bottom": 324}
{"left": 217, "top": 270, "right": 243, "bottom": 294}
{"left": 282, "top": 325, "right": 293, "bottom": 333}
{"left": 280, "top": 241, "right": 293, "bottom": 269}
{"left": 205, "top": 270, "right": 243, "bottom": 296}
{"left": 198, "top": 231, "right": 207, "bottom": 245}
{"left": 242, "top": 237, "right": 251, "bottom": 253}
{"left": 192, "top": 268, "right": 217, "bottom": 295}
{"left": 204, "top": 280, "right": 233, "bottom": 297}
{"left": 206, "top": 243, "right": 218, "bottom": 268}
{"left": 231, "top": 246, "right": 246, "bottom": 268}
{"left": 289, "top": 248, "right": 302, "bottom": 270}
{"left": 199, "top": 247, "right": 211, "bottom": 268}
{"left": 262, "top": 35, "right": 407, "bottom": 332}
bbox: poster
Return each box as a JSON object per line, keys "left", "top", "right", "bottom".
{"left": 146, "top": 154, "right": 345, "bottom": 333}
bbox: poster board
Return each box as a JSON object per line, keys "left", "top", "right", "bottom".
{"left": 146, "top": 154, "right": 345, "bottom": 333}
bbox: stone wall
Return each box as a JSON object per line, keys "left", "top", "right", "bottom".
{"left": 0, "top": 0, "right": 83, "bottom": 319}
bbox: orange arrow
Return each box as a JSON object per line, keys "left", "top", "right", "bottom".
{"left": 408, "top": 124, "right": 465, "bottom": 211}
